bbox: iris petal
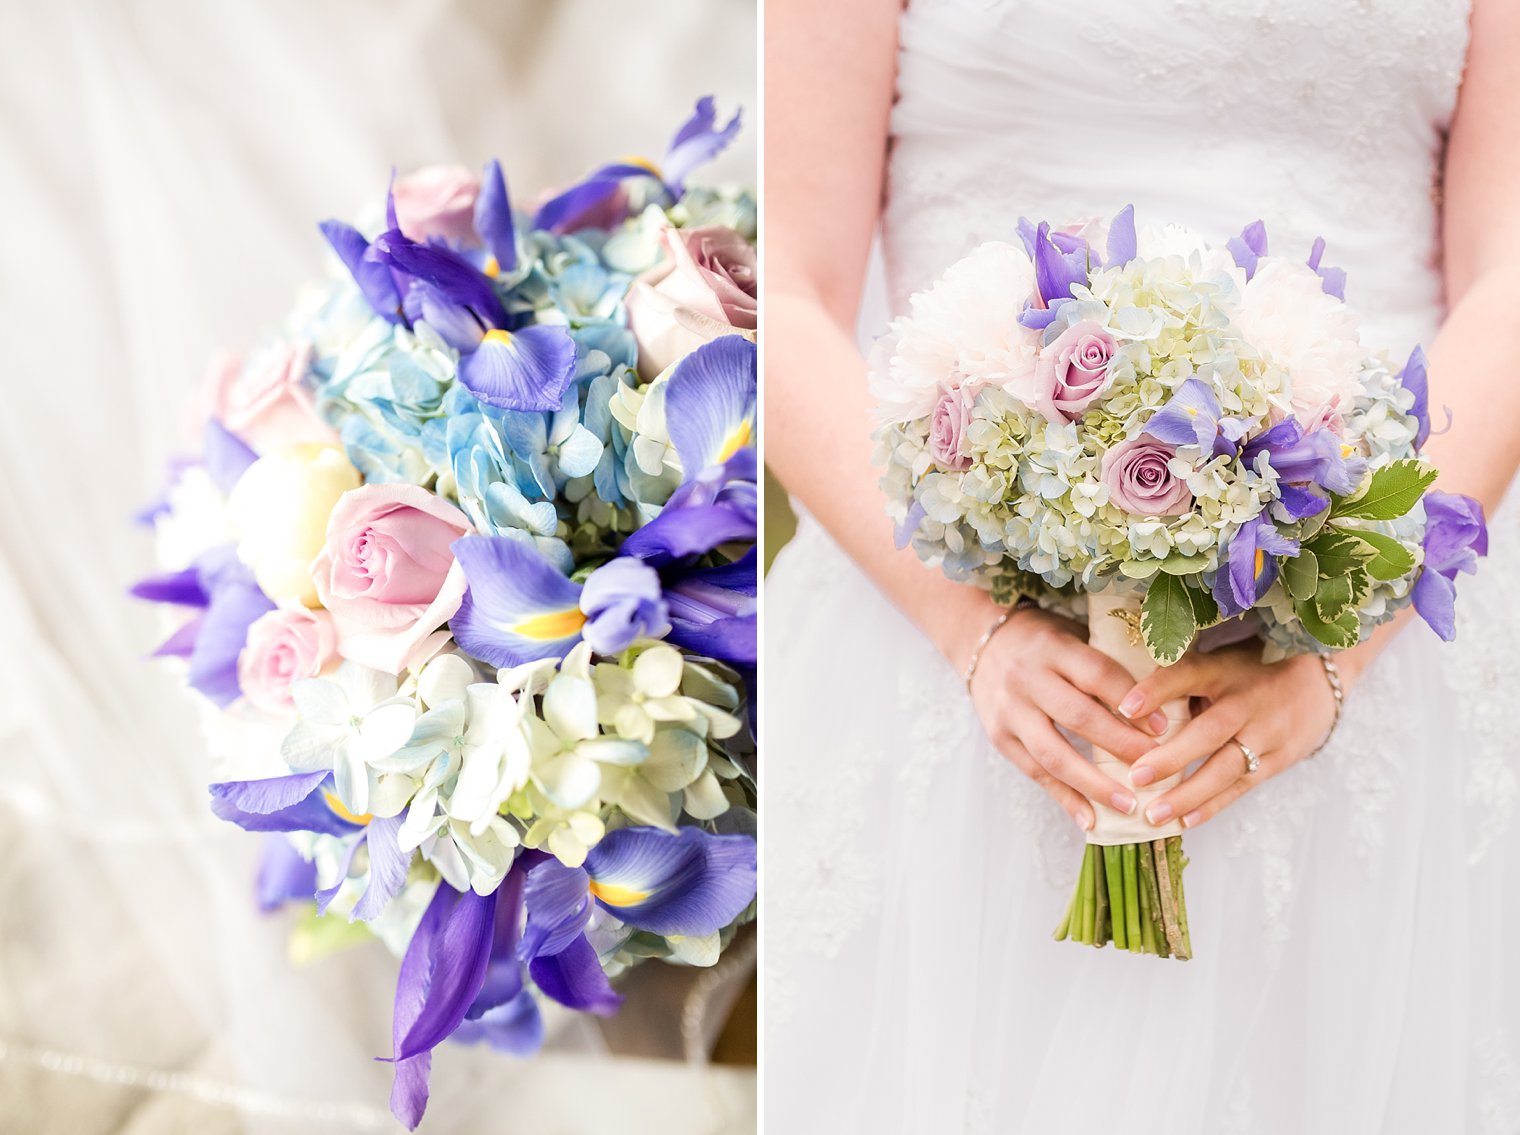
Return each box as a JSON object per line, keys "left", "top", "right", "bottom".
{"left": 395, "top": 886, "right": 499, "bottom": 1060}
{"left": 473, "top": 159, "right": 517, "bottom": 275}
{"left": 662, "top": 96, "right": 742, "bottom": 192}
{"left": 449, "top": 536, "right": 587, "bottom": 666}
{"left": 209, "top": 771, "right": 360, "bottom": 836}
{"left": 319, "top": 220, "right": 403, "bottom": 323}
{"left": 353, "top": 815, "right": 411, "bottom": 922}
{"left": 459, "top": 326, "right": 579, "bottom": 414}
{"left": 582, "top": 825, "right": 756, "bottom": 937}
{"left": 663, "top": 336, "right": 757, "bottom": 480}
{"left": 527, "top": 934, "right": 622, "bottom": 1016}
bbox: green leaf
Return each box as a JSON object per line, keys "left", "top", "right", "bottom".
{"left": 1297, "top": 508, "right": 1331, "bottom": 541}
{"left": 1141, "top": 572, "right": 1197, "bottom": 665}
{"left": 1306, "top": 530, "right": 1376, "bottom": 577}
{"left": 1282, "top": 549, "right": 1320, "bottom": 602}
{"left": 1294, "top": 596, "right": 1361, "bottom": 650}
{"left": 1119, "top": 559, "right": 1163, "bottom": 580}
{"left": 1341, "top": 528, "right": 1417, "bottom": 581}
{"left": 1332, "top": 459, "right": 1437, "bottom": 521}
{"left": 1187, "top": 582, "right": 1221, "bottom": 629}
{"left": 1313, "top": 567, "right": 1369, "bottom": 623}
{"left": 1157, "top": 553, "right": 1211, "bottom": 576}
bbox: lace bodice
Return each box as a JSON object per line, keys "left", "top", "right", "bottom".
{"left": 884, "top": 0, "right": 1470, "bottom": 355}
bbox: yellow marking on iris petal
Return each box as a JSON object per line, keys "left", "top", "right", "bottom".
{"left": 1254, "top": 549, "right": 1266, "bottom": 580}
{"left": 483, "top": 256, "right": 501, "bottom": 278}
{"left": 325, "top": 792, "right": 372, "bottom": 827}
{"left": 589, "top": 880, "right": 650, "bottom": 907}
{"left": 515, "top": 607, "right": 588, "bottom": 641}
{"left": 715, "top": 419, "right": 753, "bottom": 463}
{"left": 1184, "top": 406, "right": 1199, "bottom": 417}
{"left": 482, "top": 328, "right": 514, "bottom": 347}
{"left": 617, "top": 155, "right": 665, "bottom": 179}
{"left": 1341, "top": 443, "right": 1356, "bottom": 458}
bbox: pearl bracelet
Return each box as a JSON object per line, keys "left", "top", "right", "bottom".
{"left": 962, "top": 598, "right": 1035, "bottom": 693}
{"left": 1309, "top": 655, "right": 1345, "bottom": 757}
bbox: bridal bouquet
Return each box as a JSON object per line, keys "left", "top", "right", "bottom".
{"left": 874, "top": 206, "right": 1485, "bottom": 959}
{"left": 133, "top": 100, "right": 757, "bottom": 1126}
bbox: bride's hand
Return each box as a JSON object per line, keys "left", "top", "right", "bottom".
{"left": 1115, "top": 643, "right": 1340, "bottom": 830}
{"left": 967, "top": 607, "right": 1170, "bottom": 832}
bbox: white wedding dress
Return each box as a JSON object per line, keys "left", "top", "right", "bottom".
{"left": 765, "top": 2, "right": 1520, "bottom": 1131}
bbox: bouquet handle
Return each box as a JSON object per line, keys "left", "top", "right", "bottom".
{"left": 1085, "top": 590, "right": 1187, "bottom": 844}
{"left": 1053, "top": 590, "right": 1191, "bottom": 958}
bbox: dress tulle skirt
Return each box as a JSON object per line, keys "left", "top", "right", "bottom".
{"left": 763, "top": 516, "right": 1520, "bottom": 1134}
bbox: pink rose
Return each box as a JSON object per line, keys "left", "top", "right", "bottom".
{"left": 311, "top": 484, "right": 473, "bottom": 674}
{"left": 626, "top": 224, "right": 758, "bottom": 379}
{"left": 1031, "top": 321, "right": 1116, "bottom": 422}
{"left": 238, "top": 608, "right": 338, "bottom": 714}
{"left": 1102, "top": 437, "right": 1194, "bottom": 516}
{"left": 213, "top": 341, "right": 336, "bottom": 452}
{"left": 391, "top": 165, "right": 481, "bottom": 246}
{"left": 929, "top": 386, "right": 976, "bottom": 471}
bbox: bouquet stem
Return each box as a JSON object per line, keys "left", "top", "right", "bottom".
{"left": 1052, "top": 592, "right": 1193, "bottom": 960}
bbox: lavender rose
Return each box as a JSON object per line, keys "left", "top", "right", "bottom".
{"left": 928, "top": 386, "right": 976, "bottom": 471}
{"left": 1102, "top": 437, "right": 1193, "bottom": 516}
{"left": 626, "top": 224, "right": 758, "bottom": 379}
{"left": 1030, "top": 320, "right": 1117, "bottom": 422}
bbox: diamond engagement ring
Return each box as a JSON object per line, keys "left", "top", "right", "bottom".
{"left": 1231, "top": 737, "right": 1261, "bottom": 775}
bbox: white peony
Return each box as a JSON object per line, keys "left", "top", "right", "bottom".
{"left": 871, "top": 241, "right": 1040, "bottom": 425}
{"left": 1234, "top": 257, "right": 1365, "bottom": 427}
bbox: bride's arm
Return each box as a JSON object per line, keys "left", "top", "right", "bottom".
{"left": 1113, "top": 0, "right": 1520, "bottom": 829}
{"left": 767, "top": 0, "right": 1163, "bottom": 830}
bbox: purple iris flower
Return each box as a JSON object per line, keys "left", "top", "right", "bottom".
{"left": 1412, "top": 491, "right": 1488, "bottom": 641}
{"left": 534, "top": 97, "right": 741, "bottom": 235}
{"left": 1241, "top": 417, "right": 1366, "bottom": 518}
{"left": 1142, "top": 379, "right": 1246, "bottom": 458}
{"left": 1016, "top": 219, "right": 1089, "bottom": 331}
{"left": 518, "top": 827, "right": 754, "bottom": 1002}
{"left": 209, "top": 769, "right": 409, "bottom": 921}
{"left": 1214, "top": 512, "right": 1301, "bottom": 617}
{"left": 579, "top": 558, "right": 671, "bottom": 655}
{"left": 387, "top": 826, "right": 755, "bottom": 1129}
{"left": 374, "top": 230, "right": 578, "bottom": 414}
{"left": 1306, "top": 236, "right": 1347, "bottom": 300}
{"left": 321, "top": 167, "right": 575, "bottom": 414}
{"left": 1013, "top": 206, "right": 1134, "bottom": 331}
{"left": 131, "top": 543, "right": 275, "bottom": 707}
{"left": 1227, "top": 220, "right": 1269, "bottom": 280}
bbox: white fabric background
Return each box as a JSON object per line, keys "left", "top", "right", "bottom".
{"left": 0, "top": 2, "right": 756, "bottom": 1132}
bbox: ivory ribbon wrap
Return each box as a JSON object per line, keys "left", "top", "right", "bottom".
{"left": 1086, "top": 590, "right": 1187, "bottom": 845}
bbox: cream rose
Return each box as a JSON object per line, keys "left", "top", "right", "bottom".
{"left": 626, "top": 224, "right": 757, "bottom": 379}
{"left": 227, "top": 445, "right": 361, "bottom": 607}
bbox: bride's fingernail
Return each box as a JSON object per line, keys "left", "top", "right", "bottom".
{"left": 1146, "top": 711, "right": 1169, "bottom": 735}
{"left": 1110, "top": 790, "right": 1136, "bottom": 815}
{"left": 1075, "top": 809, "right": 1094, "bottom": 832}
{"left": 1147, "top": 802, "right": 1174, "bottom": 825}
{"left": 1117, "top": 692, "right": 1144, "bottom": 718}
{"left": 1129, "top": 764, "right": 1156, "bottom": 787}
{"left": 1182, "top": 810, "right": 1202, "bottom": 828}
